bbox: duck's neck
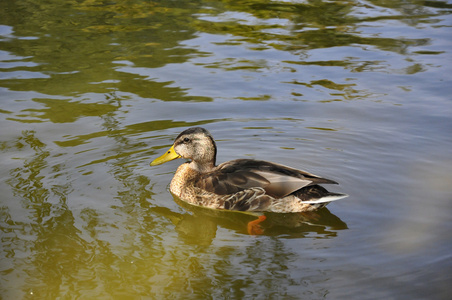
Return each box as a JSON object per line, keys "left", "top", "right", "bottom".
{"left": 189, "top": 160, "right": 215, "bottom": 173}
{"left": 169, "top": 161, "right": 214, "bottom": 199}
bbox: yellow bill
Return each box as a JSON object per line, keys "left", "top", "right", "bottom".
{"left": 150, "top": 145, "right": 181, "bottom": 166}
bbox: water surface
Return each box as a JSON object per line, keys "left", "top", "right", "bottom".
{"left": 1, "top": 0, "right": 451, "bottom": 299}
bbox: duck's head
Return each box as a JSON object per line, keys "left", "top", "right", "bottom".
{"left": 150, "top": 127, "right": 217, "bottom": 172}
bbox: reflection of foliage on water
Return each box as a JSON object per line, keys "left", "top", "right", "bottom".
{"left": 0, "top": 0, "right": 445, "bottom": 101}
{"left": 1, "top": 130, "right": 88, "bottom": 298}
{"left": 191, "top": 0, "right": 436, "bottom": 76}
{"left": 0, "top": 0, "right": 205, "bottom": 99}
{"left": 6, "top": 98, "right": 119, "bottom": 123}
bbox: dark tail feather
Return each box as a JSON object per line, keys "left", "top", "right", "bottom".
{"left": 293, "top": 185, "right": 348, "bottom": 203}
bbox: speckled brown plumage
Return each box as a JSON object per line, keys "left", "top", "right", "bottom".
{"left": 151, "top": 127, "right": 347, "bottom": 213}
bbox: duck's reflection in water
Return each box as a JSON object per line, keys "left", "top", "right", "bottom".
{"left": 151, "top": 196, "right": 347, "bottom": 245}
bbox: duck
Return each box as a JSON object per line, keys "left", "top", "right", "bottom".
{"left": 150, "top": 127, "right": 347, "bottom": 233}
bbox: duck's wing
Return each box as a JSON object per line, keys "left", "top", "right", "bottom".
{"left": 195, "top": 159, "right": 337, "bottom": 199}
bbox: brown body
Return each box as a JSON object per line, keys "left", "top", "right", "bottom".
{"left": 151, "top": 127, "right": 347, "bottom": 213}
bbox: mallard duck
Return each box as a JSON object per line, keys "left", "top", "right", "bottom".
{"left": 150, "top": 127, "right": 347, "bottom": 215}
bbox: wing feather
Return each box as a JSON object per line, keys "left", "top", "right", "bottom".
{"left": 195, "top": 159, "right": 337, "bottom": 198}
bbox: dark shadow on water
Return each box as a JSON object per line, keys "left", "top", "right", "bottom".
{"left": 150, "top": 195, "right": 348, "bottom": 245}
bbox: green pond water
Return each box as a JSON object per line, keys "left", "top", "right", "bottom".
{"left": 1, "top": 0, "right": 451, "bottom": 299}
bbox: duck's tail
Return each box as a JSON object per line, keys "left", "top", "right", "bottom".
{"left": 301, "top": 192, "right": 348, "bottom": 204}
{"left": 293, "top": 185, "right": 348, "bottom": 204}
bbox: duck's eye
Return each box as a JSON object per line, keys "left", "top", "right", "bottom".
{"left": 183, "top": 137, "right": 190, "bottom": 143}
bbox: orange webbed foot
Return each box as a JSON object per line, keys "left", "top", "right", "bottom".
{"left": 247, "top": 215, "right": 267, "bottom": 235}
